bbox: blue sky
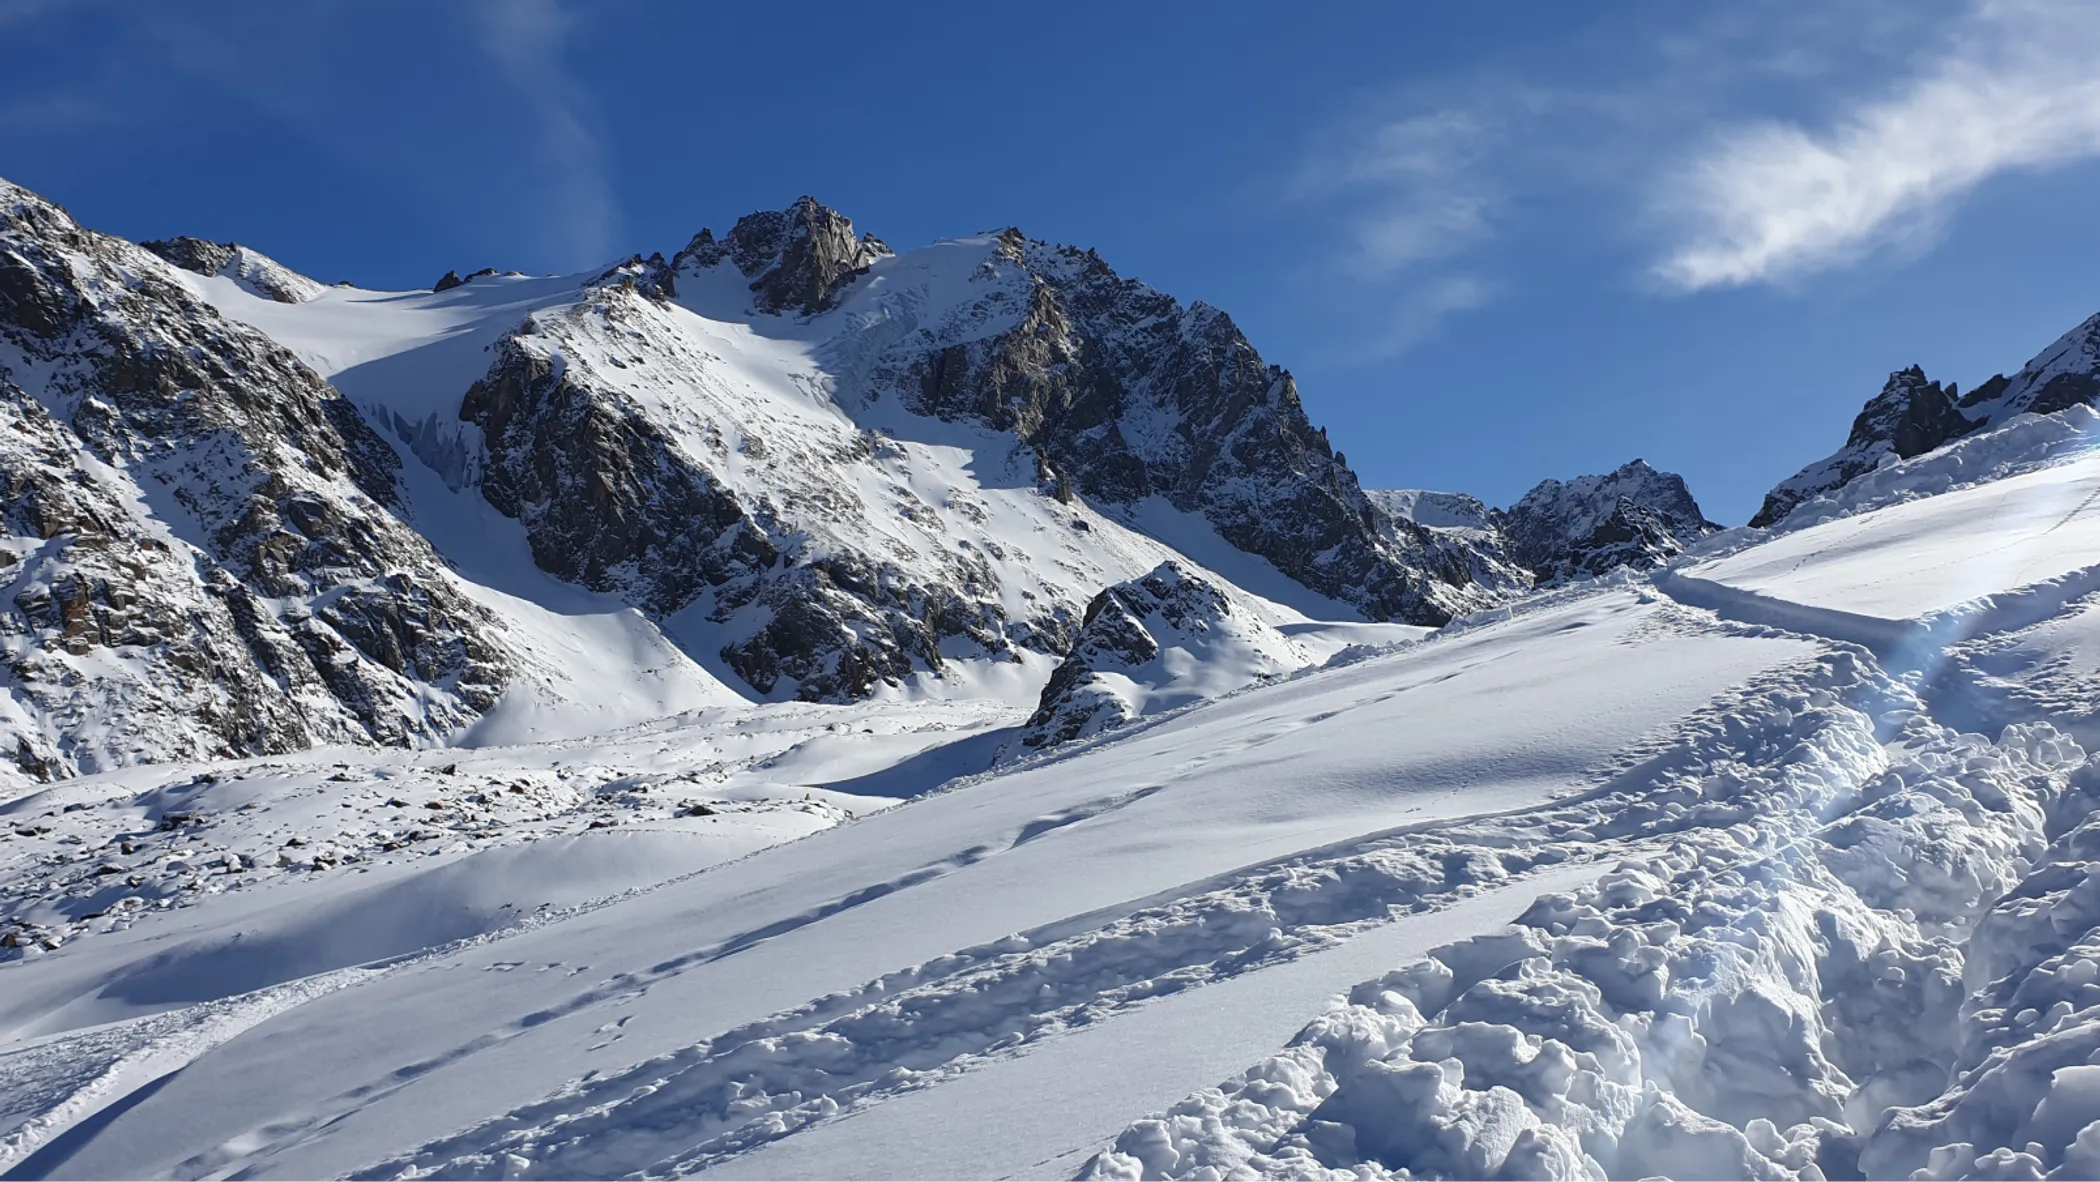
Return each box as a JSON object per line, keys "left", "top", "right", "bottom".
{"left": 5, "top": 0, "right": 2100, "bottom": 523}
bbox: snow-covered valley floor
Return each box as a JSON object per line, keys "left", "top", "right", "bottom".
{"left": 12, "top": 433, "right": 2100, "bottom": 1178}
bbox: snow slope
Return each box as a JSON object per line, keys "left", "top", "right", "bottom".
{"left": 6, "top": 401, "right": 2100, "bottom": 1179}
{"left": 1685, "top": 446, "right": 2100, "bottom": 623}
{"left": 0, "top": 589, "right": 1811, "bottom": 1179}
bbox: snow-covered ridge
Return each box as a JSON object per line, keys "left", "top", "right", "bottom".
{"left": 1756, "top": 309, "right": 2100, "bottom": 529}
{"left": 1369, "top": 458, "right": 1717, "bottom": 590}
{"left": 140, "top": 236, "right": 328, "bottom": 304}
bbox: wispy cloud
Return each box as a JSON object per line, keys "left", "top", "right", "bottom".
{"left": 1355, "top": 276, "right": 1498, "bottom": 364}
{"left": 1655, "top": 1, "right": 2100, "bottom": 290}
{"left": 469, "top": 0, "right": 617, "bottom": 268}
{"left": 1298, "top": 109, "right": 1499, "bottom": 279}
{"left": 1289, "top": 107, "right": 1507, "bottom": 358}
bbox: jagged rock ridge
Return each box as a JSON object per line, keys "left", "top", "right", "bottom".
{"left": 1756, "top": 313, "right": 2100, "bottom": 529}
{"left": 141, "top": 236, "right": 326, "bottom": 304}
{"left": 1752, "top": 367, "right": 1979, "bottom": 528}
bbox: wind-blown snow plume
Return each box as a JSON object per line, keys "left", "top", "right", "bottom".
{"left": 1655, "top": 1, "right": 2100, "bottom": 290}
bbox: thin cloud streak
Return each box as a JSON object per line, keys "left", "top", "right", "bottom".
{"left": 1655, "top": 1, "right": 2100, "bottom": 291}
{"left": 1299, "top": 110, "right": 1499, "bottom": 278}
{"left": 470, "top": 0, "right": 618, "bottom": 270}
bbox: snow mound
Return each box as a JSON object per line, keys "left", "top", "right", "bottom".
{"left": 1367, "top": 489, "right": 1495, "bottom": 533}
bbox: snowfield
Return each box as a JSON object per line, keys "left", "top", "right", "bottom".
{"left": 11, "top": 285, "right": 2100, "bottom": 1179}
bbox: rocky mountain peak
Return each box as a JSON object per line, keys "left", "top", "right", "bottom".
{"left": 1752, "top": 365, "right": 1980, "bottom": 528}
{"left": 1498, "top": 460, "right": 1718, "bottom": 585}
{"left": 1843, "top": 366, "right": 1975, "bottom": 457}
{"left": 674, "top": 196, "right": 892, "bottom": 316}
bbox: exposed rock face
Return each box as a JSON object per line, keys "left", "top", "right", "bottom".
{"left": 672, "top": 197, "right": 892, "bottom": 316}
{"left": 0, "top": 178, "right": 506, "bottom": 782}
{"left": 1752, "top": 367, "right": 1979, "bottom": 528}
{"left": 1961, "top": 313, "right": 2100, "bottom": 421}
{"left": 141, "top": 236, "right": 325, "bottom": 304}
{"left": 1021, "top": 561, "right": 1301, "bottom": 750}
{"left": 1498, "top": 460, "right": 1719, "bottom": 585}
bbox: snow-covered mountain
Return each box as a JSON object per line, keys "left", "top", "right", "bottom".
{"left": 0, "top": 177, "right": 1543, "bottom": 786}
{"left": 1498, "top": 459, "right": 1720, "bottom": 584}
{"left": 18, "top": 171, "right": 2100, "bottom": 1182}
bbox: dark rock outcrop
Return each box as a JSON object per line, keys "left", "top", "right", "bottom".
{"left": 1752, "top": 367, "right": 1979, "bottom": 529}
{"left": 672, "top": 197, "right": 892, "bottom": 316}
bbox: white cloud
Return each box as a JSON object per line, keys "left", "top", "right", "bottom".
{"left": 1655, "top": 1, "right": 2100, "bottom": 290}
{"left": 470, "top": 0, "right": 617, "bottom": 269}
{"left": 1301, "top": 110, "right": 1498, "bottom": 278}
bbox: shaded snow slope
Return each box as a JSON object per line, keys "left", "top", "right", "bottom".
{"left": 1368, "top": 488, "right": 1496, "bottom": 533}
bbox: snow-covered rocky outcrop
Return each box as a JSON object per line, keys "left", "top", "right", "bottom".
{"left": 1755, "top": 313, "right": 2100, "bottom": 529}
{"left": 140, "top": 236, "right": 328, "bottom": 304}
{"left": 0, "top": 180, "right": 507, "bottom": 785}
{"left": 1752, "top": 366, "right": 1979, "bottom": 528}
{"left": 1367, "top": 488, "right": 1496, "bottom": 534}
{"left": 1498, "top": 459, "right": 1718, "bottom": 585}
{"left": 1020, "top": 561, "right": 1306, "bottom": 750}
